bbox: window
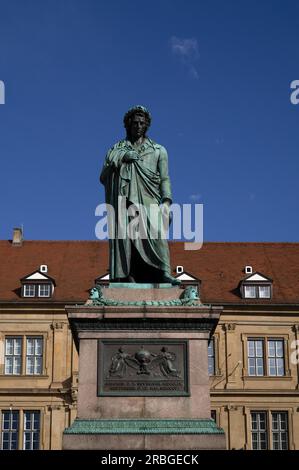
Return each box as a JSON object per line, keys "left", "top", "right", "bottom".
{"left": 240, "top": 272, "right": 272, "bottom": 299}
{"left": 259, "top": 286, "right": 271, "bottom": 298}
{"left": 243, "top": 284, "right": 271, "bottom": 299}
{"left": 268, "top": 340, "right": 285, "bottom": 376}
{"left": 272, "top": 412, "right": 288, "bottom": 450}
{"left": 248, "top": 339, "right": 264, "bottom": 376}
{"left": 208, "top": 338, "right": 215, "bottom": 376}
{"left": 251, "top": 411, "right": 268, "bottom": 450}
{"left": 38, "top": 284, "right": 51, "bottom": 297}
{"left": 22, "top": 283, "right": 52, "bottom": 298}
{"left": 244, "top": 285, "right": 256, "bottom": 298}
{"left": 1, "top": 410, "right": 41, "bottom": 450}
{"left": 24, "top": 284, "right": 36, "bottom": 297}
{"left": 250, "top": 411, "right": 289, "bottom": 450}
{"left": 1, "top": 411, "right": 19, "bottom": 450}
{"left": 26, "top": 337, "right": 43, "bottom": 374}
{"left": 5, "top": 337, "right": 22, "bottom": 375}
{"left": 247, "top": 338, "right": 285, "bottom": 377}
{"left": 4, "top": 336, "right": 43, "bottom": 376}
{"left": 211, "top": 410, "right": 216, "bottom": 422}
{"left": 23, "top": 411, "right": 40, "bottom": 450}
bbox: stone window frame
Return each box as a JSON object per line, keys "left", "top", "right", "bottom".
{"left": 243, "top": 407, "right": 293, "bottom": 450}
{"left": 1, "top": 333, "right": 48, "bottom": 377}
{"left": 0, "top": 408, "right": 42, "bottom": 450}
{"left": 241, "top": 333, "right": 291, "bottom": 379}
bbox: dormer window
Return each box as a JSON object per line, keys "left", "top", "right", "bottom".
{"left": 244, "top": 285, "right": 256, "bottom": 298}
{"left": 24, "top": 284, "right": 36, "bottom": 297}
{"left": 241, "top": 272, "right": 272, "bottom": 299}
{"left": 21, "top": 269, "right": 55, "bottom": 299}
{"left": 258, "top": 286, "right": 271, "bottom": 298}
{"left": 38, "top": 284, "right": 51, "bottom": 297}
{"left": 244, "top": 285, "right": 271, "bottom": 299}
{"left": 22, "top": 283, "right": 52, "bottom": 298}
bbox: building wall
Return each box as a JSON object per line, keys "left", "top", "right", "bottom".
{"left": 210, "top": 309, "right": 299, "bottom": 450}
{"left": 0, "top": 304, "right": 299, "bottom": 449}
{"left": 0, "top": 305, "right": 78, "bottom": 450}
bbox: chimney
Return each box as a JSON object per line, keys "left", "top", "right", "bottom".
{"left": 12, "top": 227, "right": 23, "bottom": 246}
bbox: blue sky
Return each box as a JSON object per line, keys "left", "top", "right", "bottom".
{"left": 0, "top": 0, "right": 298, "bottom": 242}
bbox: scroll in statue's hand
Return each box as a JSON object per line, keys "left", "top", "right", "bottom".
{"left": 123, "top": 150, "right": 140, "bottom": 163}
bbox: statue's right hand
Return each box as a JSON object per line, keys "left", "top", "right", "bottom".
{"left": 123, "top": 150, "right": 139, "bottom": 163}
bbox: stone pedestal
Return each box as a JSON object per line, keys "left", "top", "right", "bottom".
{"left": 63, "top": 284, "right": 225, "bottom": 449}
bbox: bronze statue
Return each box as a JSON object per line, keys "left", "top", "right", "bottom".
{"left": 100, "top": 105, "right": 180, "bottom": 285}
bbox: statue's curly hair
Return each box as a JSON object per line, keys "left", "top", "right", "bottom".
{"left": 123, "top": 105, "right": 151, "bottom": 133}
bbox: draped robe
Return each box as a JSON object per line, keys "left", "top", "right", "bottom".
{"left": 100, "top": 138, "right": 172, "bottom": 280}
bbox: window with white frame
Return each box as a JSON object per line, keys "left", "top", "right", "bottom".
{"left": 23, "top": 411, "right": 40, "bottom": 450}
{"left": 248, "top": 339, "right": 264, "bottom": 376}
{"left": 243, "top": 284, "right": 272, "bottom": 299}
{"left": 272, "top": 412, "right": 288, "bottom": 450}
{"left": 4, "top": 336, "right": 43, "bottom": 376}
{"left": 38, "top": 284, "right": 51, "bottom": 297}
{"left": 23, "top": 284, "right": 36, "bottom": 297}
{"left": 26, "top": 337, "right": 43, "bottom": 375}
{"left": 1, "top": 410, "right": 19, "bottom": 450}
{"left": 1, "top": 410, "right": 41, "bottom": 450}
{"left": 22, "top": 283, "right": 52, "bottom": 298}
{"left": 244, "top": 285, "right": 256, "bottom": 298}
{"left": 247, "top": 338, "right": 285, "bottom": 377}
{"left": 250, "top": 411, "right": 289, "bottom": 450}
{"left": 268, "top": 340, "right": 285, "bottom": 376}
{"left": 5, "top": 337, "right": 22, "bottom": 375}
{"left": 251, "top": 411, "right": 268, "bottom": 450}
{"left": 258, "top": 285, "right": 271, "bottom": 298}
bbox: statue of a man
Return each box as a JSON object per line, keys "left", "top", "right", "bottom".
{"left": 100, "top": 105, "right": 180, "bottom": 285}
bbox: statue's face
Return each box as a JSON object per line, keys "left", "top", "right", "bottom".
{"left": 130, "top": 114, "right": 147, "bottom": 140}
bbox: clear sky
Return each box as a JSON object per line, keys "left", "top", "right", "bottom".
{"left": 0, "top": 0, "right": 298, "bottom": 242}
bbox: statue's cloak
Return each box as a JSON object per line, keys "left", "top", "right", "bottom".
{"left": 100, "top": 138, "right": 172, "bottom": 280}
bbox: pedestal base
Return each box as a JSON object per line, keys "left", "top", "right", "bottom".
{"left": 63, "top": 418, "right": 225, "bottom": 450}
{"left": 63, "top": 283, "right": 226, "bottom": 450}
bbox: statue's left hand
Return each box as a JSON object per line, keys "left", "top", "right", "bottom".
{"left": 123, "top": 150, "right": 140, "bottom": 163}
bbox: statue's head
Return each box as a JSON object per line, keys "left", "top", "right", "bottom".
{"left": 123, "top": 105, "right": 151, "bottom": 140}
{"left": 183, "top": 285, "right": 199, "bottom": 300}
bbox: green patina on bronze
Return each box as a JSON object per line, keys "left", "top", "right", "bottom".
{"left": 89, "top": 285, "right": 202, "bottom": 307}
{"left": 64, "top": 418, "right": 225, "bottom": 435}
{"left": 99, "top": 105, "right": 180, "bottom": 286}
{"left": 98, "top": 340, "right": 189, "bottom": 397}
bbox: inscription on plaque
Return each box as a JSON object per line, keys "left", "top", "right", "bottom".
{"left": 98, "top": 340, "right": 189, "bottom": 396}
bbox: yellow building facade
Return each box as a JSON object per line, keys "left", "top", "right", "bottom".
{"left": 0, "top": 303, "right": 78, "bottom": 449}
{"left": 211, "top": 306, "right": 299, "bottom": 450}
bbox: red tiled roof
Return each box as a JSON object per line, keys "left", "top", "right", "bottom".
{"left": 0, "top": 240, "right": 299, "bottom": 304}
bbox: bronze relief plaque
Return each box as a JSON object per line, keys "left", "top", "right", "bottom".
{"left": 98, "top": 340, "right": 189, "bottom": 396}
